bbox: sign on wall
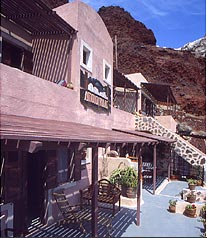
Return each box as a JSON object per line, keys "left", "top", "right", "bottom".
{"left": 80, "top": 70, "right": 111, "bottom": 111}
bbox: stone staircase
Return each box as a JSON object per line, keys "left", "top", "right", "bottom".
{"left": 135, "top": 115, "right": 206, "bottom": 166}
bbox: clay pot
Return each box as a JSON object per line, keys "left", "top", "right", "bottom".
{"left": 169, "top": 205, "right": 176, "bottom": 213}
{"left": 170, "top": 175, "right": 180, "bottom": 180}
{"left": 187, "top": 195, "right": 196, "bottom": 203}
{"left": 188, "top": 184, "right": 196, "bottom": 190}
{"left": 121, "top": 186, "right": 137, "bottom": 198}
{"left": 184, "top": 208, "right": 197, "bottom": 218}
{"left": 197, "top": 179, "right": 202, "bottom": 186}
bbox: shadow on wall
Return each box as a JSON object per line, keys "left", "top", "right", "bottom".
{"left": 47, "top": 165, "right": 90, "bottom": 225}
{"left": 99, "top": 156, "right": 132, "bottom": 179}
{"left": 32, "top": 35, "right": 72, "bottom": 83}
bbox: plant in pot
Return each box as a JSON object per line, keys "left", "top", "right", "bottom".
{"left": 120, "top": 166, "right": 138, "bottom": 199}
{"left": 168, "top": 199, "right": 177, "bottom": 213}
{"left": 186, "top": 191, "right": 196, "bottom": 203}
{"left": 196, "top": 173, "right": 203, "bottom": 186}
{"left": 187, "top": 178, "right": 197, "bottom": 190}
{"left": 198, "top": 204, "right": 206, "bottom": 233}
{"left": 109, "top": 167, "right": 123, "bottom": 190}
{"left": 184, "top": 203, "right": 197, "bottom": 218}
{"left": 170, "top": 169, "right": 180, "bottom": 180}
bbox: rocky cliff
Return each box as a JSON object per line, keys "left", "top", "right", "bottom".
{"left": 98, "top": 6, "right": 206, "bottom": 153}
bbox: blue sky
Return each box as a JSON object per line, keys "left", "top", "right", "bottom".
{"left": 72, "top": 0, "right": 206, "bottom": 48}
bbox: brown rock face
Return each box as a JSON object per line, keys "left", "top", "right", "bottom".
{"left": 98, "top": 6, "right": 156, "bottom": 46}
{"left": 98, "top": 6, "right": 206, "bottom": 153}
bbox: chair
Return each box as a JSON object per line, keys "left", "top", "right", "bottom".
{"left": 53, "top": 190, "right": 113, "bottom": 236}
{"left": 53, "top": 191, "right": 90, "bottom": 234}
{"left": 80, "top": 179, "right": 121, "bottom": 216}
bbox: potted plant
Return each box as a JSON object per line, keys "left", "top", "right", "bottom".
{"left": 168, "top": 199, "right": 177, "bottom": 213}
{"left": 186, "top": 191, "right": 196, "bottom": 203}
{"left": 170, "top": 170, "right": 180, "bottom": 180}
{"left": 121, "top": 166, "right": 138, "bottom": 199}
{"left": 196, "top": 174, "right": 203, "bottom": 186}
{"left": 109, "top": 167, "right": 123, "bottom": 190}
{"left": 109, "top": 166, "right": 138, "bottom": 198}
{"left": 198, "top": 204, "right": 206, "bottom": 233}
{"left": 187, "top": 178, "right": 197, "bottom": 190}
{"left": 184, "top": 203, "right": 197, "bottom": 218}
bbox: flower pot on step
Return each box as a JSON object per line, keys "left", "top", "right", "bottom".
{"left": 184, "top": 208, "right": 197, "bottom": 218}
{"left": 189, "top": 184, "right": 196, "bottom": 190}
{"left": 187, "top": 195, "right": 196, "bottom": 203}
{"left": 169, "top": 205, "right": 176, "bottom": 213}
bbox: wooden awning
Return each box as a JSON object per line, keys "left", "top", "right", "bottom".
{"left": 114, "top": 69, "right": 139, "bottom": 91}
{"left": 0, "top": 114, "right": 157, "bottom": 145}
{"left": 1, "top": 0, "right": 76, "bottom": 36}
{"left": 141, "top": 82, "right": 177, "bottom": 105}
{"left": 113, "top": 128, "right": 176, "bottom": 143}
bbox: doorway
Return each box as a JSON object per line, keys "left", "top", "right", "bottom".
{"left": 27, "top": 150, "right": 46, "bottom": 226}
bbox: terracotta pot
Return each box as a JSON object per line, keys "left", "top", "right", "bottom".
{"left": 184, "top": 208, "right": 196, "bottom": 218}
{"left": 169, "top": 205, "right": 176, "bottom": 213}
{"left": 197, "top": 180, "right": 202, "bottom": 186}
{"left": 170, "top": 175, "right": 180, "bottom": 180}
{"left": 121, "top": 186, "right": 137, "bottom": 198}
{"left": 188, "top": 184, "right": 196, "bottom": 190}
{"left": 187, "top": 195, "right": 196, "bottom": 203}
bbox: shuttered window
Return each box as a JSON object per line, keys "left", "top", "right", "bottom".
{"left": 1, "top": 151, "right": 22, "bottom": 203}
{"left": 57, "top": 145, "right": 82, "bottom": 185}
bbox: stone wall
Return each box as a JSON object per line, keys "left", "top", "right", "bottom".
{"left": 136, "top": 116, "right": 206, "bottom": 166}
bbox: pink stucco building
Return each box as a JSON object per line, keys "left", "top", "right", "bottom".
{"left": 2, "top": 1, "right": 201, "bottom": 237}
{"left": 1, "top": 1, "right": 142, "bottom": 236}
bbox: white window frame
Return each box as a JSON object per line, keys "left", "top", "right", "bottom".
{"left": 103, "top": 59, "right": 112, "bottom": 85}
{"left": 80, "top": 40, "right": 92, "bottom": 72}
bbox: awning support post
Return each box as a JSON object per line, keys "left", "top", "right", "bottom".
{"left": 91, "top": 146, "right": 99, "bottom": 238}
{"left": 136, "top": 144, "right": 142, "bottom": 226}
{"left": 153, "top": 144, "right": 157, "bottom": 195}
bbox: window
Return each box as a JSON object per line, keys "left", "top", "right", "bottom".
{"left": 57, "top": 148, "right": 75, "bottom": 184}
{"left": 58, "top": 149, "right": 69, "bottom": 183}
{"left": 2, "top": 40, "right": 33, "bottom": 74}
{"left": 80, "top": 40, "right": 92, "bottom": 72}
{"left": 103, "top": 59, "right": 111, "bottom": 85}
{"left": 80, "top": 147, "right": 91, "bottom": 170}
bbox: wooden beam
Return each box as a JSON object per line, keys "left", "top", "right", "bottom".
{"left": 105, "top": 143, "right": 111, "bottom": 149}
{"left": 91, "top": 146, "right": 98, "bottom": 238}
{"left": 136, "top": 144, "right": 142, "bottom": 226}
{"left": 16, "top": 140, "right": 20, "bottom": 149}
{"left": 121, "top": 142, "right": 126, "bottom": 148}
{"left": 28, "top": 141, "right": 43, "bottom": 153}
{"left": 78, "top": 142, "right": 86, "bottom": 151}
{"left": 153, "top": 144, "right": 157, "bottom": 195}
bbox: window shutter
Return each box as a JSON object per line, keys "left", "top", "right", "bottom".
{"left": 71, "top": 144, "right": 82, "bottom": 181}
{"left": 2, "top": 151, "right": 22, "bottom": 203}
{"left": 46, "top": 150, "right": 58, "bottom": 189}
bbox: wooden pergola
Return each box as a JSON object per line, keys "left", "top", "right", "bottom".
{"left": 141, "top": 82, "right": 177, "bottom": 116}
{"left": 1, "top": 0, "right": 76, "bottom": 36}
{"left": 113, "top": 128, "right": 176, "bottom": 195}
{"left": 113, "top": 69, "right": 140, "bottom": 113}
{"left": 0, "top": 114, "right": 159, "bottom": 237}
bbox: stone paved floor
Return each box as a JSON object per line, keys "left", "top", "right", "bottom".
{"left": 26, "top": 180, "right": 205, "bottom": 237}
{"left": 121, "top": 180, "right": 205, "bottom": 237}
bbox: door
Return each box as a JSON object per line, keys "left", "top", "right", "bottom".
{"left": 27, "top": 151, "right": 46, "bottom": 226}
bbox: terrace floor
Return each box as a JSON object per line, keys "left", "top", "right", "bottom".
{"left": 27, "top": 180, "right": 205, "bottom": 237}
